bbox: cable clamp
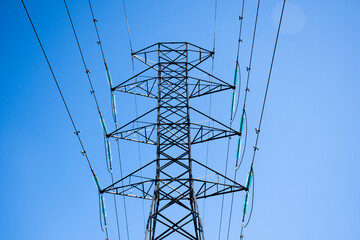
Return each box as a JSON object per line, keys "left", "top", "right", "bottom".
{"left": 90, "top": 90, "right": 94, "bottom": 94}
{"left": 239, "top": 38, "right": 243, "bottom": 43}
{"left": 86, "top": 68, "right": 91, "bottom": 73}
{"left": 81, "top": 150, "right": 86, "bottom": 156}
{"left": 93, "top": 18, "right": 98, "bottom": 22}
{"left": 97, "top": 40, "right": 101, "bottom": 45}
{"left": 74, "top": 130, "right": 80, "bottom": 135}
{"left": 239, "top": 16, "right": 243, "bottom": 20}
{"left": 253, "top": 146, "right": 259, "bottom": 151}
{"left": 240, "top": 235, "right": 244, "bottom": 239}
{"left": 246, "top": 66, "right": 251, "bottom": 71}
{"left": 246, "top": 87, "right": 250, "bottom": 92}
{"left": 255, "top": 128, "right": 260, "bottom": 134}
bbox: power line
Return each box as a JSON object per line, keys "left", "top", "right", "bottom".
{"left": 203, "top": 0, "right": 218, "bottom": 228}
{"left": 63, "top": 1, "right": 124, "bottom": 239}
{"left": 87, "top": 0, "right": 108, "bottom": 67}
{"left": 20, "top": 0, "right": 107, "bottom": 237}
{"left": 249, "top": 0, "right": 286, "bottom": 173}
{"left": 227, "top": 111, "right": 247, "bottom": 240}
{"left": 24, "top": 0, "right": 286, "bottom": 238}
{"left": 256, "top": 0, "right": 286, "bottom": 133}
{"left": 120, "top": 0, "right": 147, "bottom": 231}
{"left": 240, "top": 0, "right": 286, "bottom": 238}
{"left": 234, "top": 0, "right": 261, "bottom": 173}
{"left": 217, "top": 135, "right": 232, "bottom": 240}
{"left": 226, "top": 0, "right": 261, "bottom": 235}
{"left": 232, "top": 0, "right": 246, "bottom": 120}
{"left": 20, "top": 0, "right": 98, "bottom": 187}
{"left": 212, "top": 0, "right": 218, "bottom": 52}
{"left": 121, "top": 0, "right": 133, "bottom": 52}
{"left": 241, "top": 0, "right": 261, "bottom": 118}
{"left": 86, "top": 0, "right": 132, "bottom": 239}
{"left": 218, "top": 1, "right": 247, "bottom": 238}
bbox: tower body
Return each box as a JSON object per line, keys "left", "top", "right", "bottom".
{"left": 146, "top": 43, "right": 203, "bottom": 239}
{"left": 103, "top": 42, "right": 246, "bottom": 240}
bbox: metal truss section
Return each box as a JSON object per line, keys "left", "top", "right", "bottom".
{"left": 107, "top": 107, "right": 240, "bottom": 145}
{"left": 101, "top": 159, "right": 247, "bottom": 200}
{"left": 104, "top": 42, "right": 245, "bottom": 240}
{"left": 112, "top": 42, "right": 234, "bottom": 99}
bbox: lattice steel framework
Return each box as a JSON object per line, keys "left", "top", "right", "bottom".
{"left": 101, "top": 42, "right": 247, "bottom": 240}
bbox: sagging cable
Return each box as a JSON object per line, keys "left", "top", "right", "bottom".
{"left": 106, "top": 139, "right": 112, "bottom": 164}
{"left": 111, "top": 93, "right": 117, "bottom": 122}
{"left": 87, "top": 1, "right": 129, "bottom": 238}
{"left": 98, "top": 193, "right": 110, "bottom": 240}
{"left": 104, "top": 137, "right": 113, "bottom": 174}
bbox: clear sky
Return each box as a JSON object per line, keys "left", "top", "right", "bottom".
{"left": 0, "top": 0, "right": 359, "bottom": 239}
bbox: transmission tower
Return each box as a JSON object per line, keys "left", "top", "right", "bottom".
{"left": 101, "top": 42, "right": 247, "bottom": 239}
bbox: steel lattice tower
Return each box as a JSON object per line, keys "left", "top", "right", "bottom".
{"left": 101, "top": 42, "right": 247, "bottom": 239}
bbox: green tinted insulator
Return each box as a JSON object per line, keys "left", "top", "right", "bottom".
{"left": 105, "top": 68, "right": 113, "bottom": 88}
{"left": 111, "top": 94, "right": 117, "bottom": 117}
{"left": 236, "top": 138, "right": 242, "bottom": 160}
{"left": 231, "top": 67, "right": 238, "bottom": 114}
{"left": 239, "top": 114, "right": 245, "bottom": 133}
{"left": 100, "top": 195, "right": 107, "bottom": 217}
{"left": 243, "top": 171, "right": 253, "bottom": 214}
{"left": 245, "top": 171, "right": 253, "bottom": 189}
{"left": 243, "top": 192, "right": 249, "bottom": 214}
{"left": 231, "top": 92, "right": 236, "bottom": 113}
{"left": 100, "top": 117, "right": 108, "bottom": 135}
{"left": 233, "top": 66, "right": 238, "bottom": 86}
{"left": 106, "top": 140, "right": 112, "bottom": 163}
{"left": 93, "top": 176, "right": 101, "bottom": 191}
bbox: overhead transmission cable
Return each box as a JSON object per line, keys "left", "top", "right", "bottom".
{"left": 217, "top": 0, "right": 247, "bottom": 238}
{"left": 63, "top": 1, "right": 124, "bottom": 239}
{"left": 235, "top": 0, "right": 261, "bottom": 172}
{"left": 225, "top": 1, "right": 248, "bottom": 235}
{"left": 203, "top": 0, "right": 218, "bottom": 225}
{"left": 120, "top": 0, "right": 147, "bottom": 232}
{"left": 232, "top": 1, "right": 246, "bottom": 121}
{"left": 212, "top": 0, "right": 218, "bottom": 52}
{"left": 87, "top": 0, "right": 131, "bottom": 239}
{"left": 225, "top": 0, "right": 262, "bottom": 237}
{"left": 20, "top": 0, "right": 108, "bottom": 238}
{"left": 121, "top": 0, "right": 133, "bottom": 52}
{"left": 239, "top": 0, "right": 286, "bottom": 238}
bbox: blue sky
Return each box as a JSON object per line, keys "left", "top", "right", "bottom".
{"left": 0, "top": 0, "right": 359, "bottom": 239}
